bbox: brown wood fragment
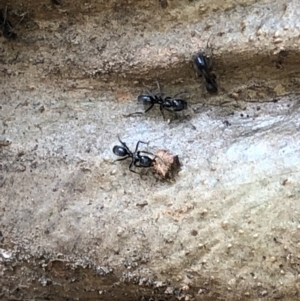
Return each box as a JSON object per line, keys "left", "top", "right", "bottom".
{"left": 151, "top": 149, "right": 180, "bottom": 180}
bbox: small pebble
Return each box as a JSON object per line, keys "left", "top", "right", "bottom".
{"left": 274, "top": 31, "right": 280, "bottom": 38}
{"left": 274, "top": 38, "right": 283, "bottom": 44}
{"left": 256, "top": 28, "right": 263, "bottom": 36}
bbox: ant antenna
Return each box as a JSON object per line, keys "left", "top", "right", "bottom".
{"left": 194, "top": 30, "right": 214, "bottom": 50}
{"left": 3, "top": 5, "right": 7, "bottom": 24}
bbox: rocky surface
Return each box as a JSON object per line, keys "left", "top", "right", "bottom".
{"left": 1, "top": 0, "right": 300, "bottom": 300}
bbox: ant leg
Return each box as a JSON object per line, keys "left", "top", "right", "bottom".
{"left": 155, "top": 80, "right": 161, "bottom": 92}
{"left": 114, "top": 156, "right": 130, "bottom": 163}
{"left": 205, "top": 35, "right": 214, "bottom": 71}
{"left": 155, "top": 79, "right": 164, "bottom": 97}
{"left": 159, "top": 105, "right": 166, "bottom": 120}
{"left": 138, "top": 150, "right": 155, "bottom": 157}
{"left": 3, "top": 5, "right": 7, "bottom": 24}
{"left": 13, "top": 10, "right": 28, "bottom": 27}
{"left": 173, "top": 91, "right": 187, "bottom": 98}
{"left": 206, "top": 34, "right": 213, "bottom": 50}
{"left": 142, "top": 82, "right": 156, "bottom": 98}
{"left": 129, "top": 168, "right": 140, "bottom": 175}
{"left": 123, "top": 103, "right": 154, "bottom": 117}
{"left": 162, "top": 106, "right": 175, "bottom": 113}
{"left": 135, "top": 140, "right": 149, "bottom": 152}
{"left": 123, "top": 111, "right": 144, "bottom": 117}
{"left": 117, "top": 136, "right": 131, "bottom": 154}
{"left": 144, "top": 103, "right": 154, "bottom": 113}
{"left": 129, "top": 159, "right": 141, "bottom": 174}
{"left": 206, "top": 57, "right": 213, "bottom": 72}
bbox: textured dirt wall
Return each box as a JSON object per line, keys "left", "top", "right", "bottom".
{"left": 1, "top": 0, "right": 300, "bottom": 300}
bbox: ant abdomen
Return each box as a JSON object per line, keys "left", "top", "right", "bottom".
{"left": 113, "top": 145, "right": 128, "bottom": 157}
{"left": 172, "top": 99, "right": 187, "bottom": 111}
{"left": 138, "top": 94, "right": 153, "bottom": 104}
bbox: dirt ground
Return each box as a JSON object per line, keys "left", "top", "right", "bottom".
{"left": 1, "top": 0, "right": 300, "bottom": 300}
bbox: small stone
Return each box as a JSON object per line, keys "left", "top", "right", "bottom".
{"left": 222, "top": 221, "right": 229, "bottom": 229}
{"left": 178, "top": 170, "right": 185, "bottom": 177}
{"left": 164, "top": 287, "right": 174, "bottom": 295}
{"left": 228, "top": 278, "right": 236, "bottom": 286}
{"left": 253, "top": 233, "right": 258, "bottom": 238}
{"left": 117, "top": 227, "right": 125, "bottom": 236}
{"left": 274, "top": 38, "right": 283, "bottom": 44}
{"left": 240, "top": 20, "right": 247, "bottom": 31}
{"left": 136, "top": 201, "right": 148, "bottom": 207}
{"left": 0, "top": 137, "right": 12, "bottom": 147}
{"left": 229, "top": 92, "right": 239, "bottom": 100}
{"left": 201, "top": 209, "right": 208, "bottom": 216}
{"left": 256, "top": 28, "right": 263, "bottom": 36}
{"left": 274, "top": 31, "right": 280, "bottom": 38}
{"left": 191, "top": 229, "right": 198, "bottom": 236}
{"left": 260, "top": 290, "right": 268, "bottom": 296}
{"left": 154, "top": 281, "right": 166, "bottom": 288}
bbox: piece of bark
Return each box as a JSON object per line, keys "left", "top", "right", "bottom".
{"left": 151, "top": 149, "right": 180, "bottom": 180}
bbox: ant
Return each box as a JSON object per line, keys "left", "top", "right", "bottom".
{"left": 193, "top": 53, "right": 218, "bottom": 93}
{"left": 192, "top": 35, "right": 218, "bottom": 93}
{"left": 139, "top": 81, "right": 187, "bottom": 119}
{"left": 0, "top": 7, "right": 17, "bottom": 40}
{"left": 125, "top": 81, "right": 187, "bottom": 120}
{"left": 113, "top": 136, "right": 156, "bottom": 174}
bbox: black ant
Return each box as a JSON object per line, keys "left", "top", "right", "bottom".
{"left": 0, "top": 7, "right": 17, "bottom": 40}
{"left": 113, "top": 137, "right": 156, "bottom": 174}
{"left": 193, "top": 53, "right": 218, "bottom": 93}
{"left": 125, "top": 81, "right": 187, "bottom": 120}
{"left": 192, "top": 35, "right": 218, "bottom": 93}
